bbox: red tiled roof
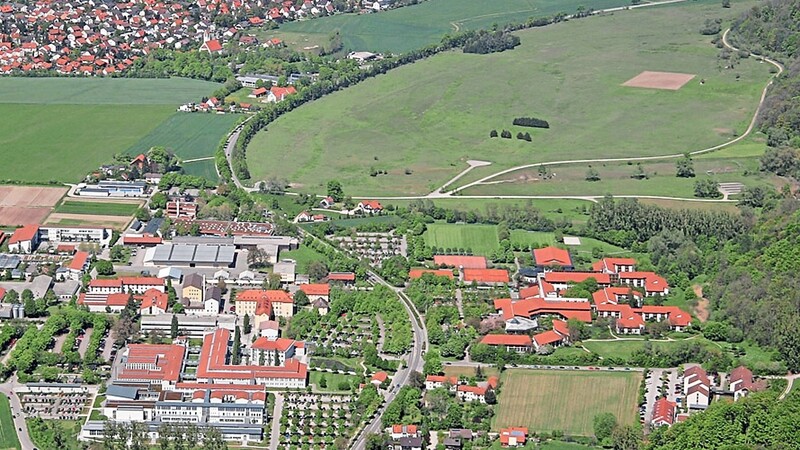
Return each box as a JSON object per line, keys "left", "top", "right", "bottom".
{"left": 533, "top": 246, "right": 571, "bottom": 266}
{"left": 371, "top": 371, "right": 388, "bottom": 382}
{"left": 433, "top": 255, "right": 487, "bottom": 269}
{"left": 139, "top": 289, "right": 168, "bottom": 311}
{"left": 425, "top": 375, "right": 458, "bottom": 385}
{"left": 67, "top": 251, "right": 90, "bottom": 271}
{"left": 238, "top": 289, "right": 293, "bottom": 303}
{"left": 619, "top": 272, "right": 669, "bottom": 293}
{"left": 408, "top": 268, "right": 454, "bottom": 280}
{"left": 652, "top": 397, "right": 676, "bottom": 425}
{"left": 197, "top": 329, "right": 307, "bottom": 381}
{"left": 457, "top": 384, "right": 488, "bottom": 395}
{"left": 252, "top": 337, "right": 297, "bottom": 352}
{"left": 533, "top": 330, "right": 564, "bottom": 347}
{"left": 298, "top": 284, "right": 329, "bottom": 296}
{"left": 463, "top": 268, "right": 509, "bottom": 284}
{"left": 120, "top": 277, "right": 165, "bottom": 286}
{"left": 270, "top": 85, "right": 296, "bottom": 99}
{"left": 500, "top": 427, "right": 528, "bottom": 446}
{"left": 327, "top": 272, "right": 355, "bottom": 281}
{"left": 494, "top": 297, "right": 593, "bottom": 322}
{"left": 358, "top": 200, "right": 382, "bottom": 210}
{"left": 543, "top": 271, "right": 611, "bottom": 285}
{"left": 616, "top": 311, "right": 645, "bottom": 330}
{"left": 552, "top": 319, "right": 570, "bottom": 337}
{"left": 202, "top": 39, "right": 222, "bottom": 52}
{"left": 480, "top": 334, "right": 532, "bottom": 347}
{"left": 89, "top": 279, "right": 123, "bottom": 288}
{"left": 9, "top": 224, "right": 39, "bottom": 244}
{"left": 122, "top": 234, "right": 162, "bottom": 245}
{"left": 118, "top": 344, "right": 185, "bottom": 383}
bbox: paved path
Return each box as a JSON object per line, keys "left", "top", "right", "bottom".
{"left": 268, "top": 393, "right": 284, "bottom": 450}
{"left": 454, "top": 288, "right": 465, "bottom": 323}
{"left": 78, "top": 328, "right": 93, "bottom": 358}
{"left": 778, "top": 374, "right": 800, "bottom": 400}
{"left": 223, "top": 116, "right": 257, "bottom": 192}
{"left": 0, "top": 377, "right": 36, "bottom": 450}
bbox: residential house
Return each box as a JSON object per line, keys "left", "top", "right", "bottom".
{"left": 729, "top": 366, "right": 764, "bottom": 400}
{"left": 266, "top": 85, "right": 297, "bottom": 102}
{"left": 67, "top": 251, "right": 91, "bottom": 281}
{"left": 651, "top": 397, "right": 676, "bottom": 427}
{"left": 479, "top": 334, "right": 532, "bottom": 353}
{"left": 356, "top": 200, "right": 383, "bottom": 213}
{"left": 139, "top": 289, "right": 169, "bottom": 315}
{"left": 371, "top": 371, "right": 388, "bottom": 387}
{"left": 618, "top": 272, "right": 670, "bottom": 296}
{"left": 683, "top": 365, "right": 711, "bottom": 409}
{"left": 456, "top": 377, "right": 497, "bottom": 403}
{"left": 182, "top": 273, "right": 205, "bottom": 302}
{"left": 425, "top": 375, "right": 458, "bottom": 392}
{"left": 319, "top": 197, "right": 335, "bottom": 208}
{"left": 592, "top": 257, "right": 637, "bottom": 275}
{"left": 532, "top": 246, "right": 572, "bottom": 271}
{"left": 499, "top": 427, "right": 527, "bottom": 447}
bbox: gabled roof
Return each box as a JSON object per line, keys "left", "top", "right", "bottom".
{"left": 533, "top": 246, "right": 571, "bottom": 267}
{"left": 463, "top": 268, "right": 509, "bottom": 284}
{"left": 543, "top": 271, "right": 611, "bottom": 285}
{"left": 327, "top": 272, "right": 355, "bottom": 281}
{"left": 425, "top": 375, "right": 458, "bottom": 385}
{"left": 252, "top": 337, "right": 296, "bottom": 352}
{"left": 372, "top": 371, "right": 388, "bottom": 382}
{"left": 618, "top": 271, "right": 669, "bottom": 293}
{"left": 139, "top": 289, "right": 168, "bottom": 311}
{"left": 494, "top": 297, "right": 593, "bottom": 323}
{"left": 533, "top": 329, "right": 564, "bottom": 347}
{"left": 433, "top": 255, "right": 487, "bottom": 269}
{"left": 67, "top": 251, "right": 90, "bottom": 271}
{"left": 183, "top": 273, "right": 204, "bottom": 290}
{"left": 552, "top": 319, "right": 569, "bottom": 337}
{"left": 9, "top": 224, "right": 39, "bottom": 244}
{"left": 298, "top": 283, "right": 329, "bottom": 296}
{"left": 652, "top": 397, "right": 676, "bottom": 425}
{"left": 480, "top": 334, "right": 532, "bottom": 347}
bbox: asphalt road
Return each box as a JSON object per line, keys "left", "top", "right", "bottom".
{"left": 0, "top": 377, "right": 36, "bottom": 450}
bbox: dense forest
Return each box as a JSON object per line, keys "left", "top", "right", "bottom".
{"left": 731, "top": 0, "right": 800, "bottom": 151}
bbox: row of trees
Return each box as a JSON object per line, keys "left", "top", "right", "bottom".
{"left": 462, "top": 30, "right": 521, "bottom": 54}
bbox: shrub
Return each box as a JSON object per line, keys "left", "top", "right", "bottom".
{"left": 513, "top": 117, "right": 550, "bottom": 128}
{"left": 501, "top": 130, "right": 512, "bottom": 139}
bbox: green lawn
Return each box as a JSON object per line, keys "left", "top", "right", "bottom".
{"left": 278, "top": 0, "right": 632, "bottom": 54}
{"left": 494, "top": 369, "right": 641, "bottom": 436}
{"left": 309, "top": 370, "right": 359, "bottom": 392}
{"left": 0, "top": 77, "right": 219, "bottom": 104}
{"left": 246, "top": 0, "right": 770, "bottom": 197}
{"left": 424, "top": 223, "right": 499, "bottom": 255}
{"left": 181, "top": 159, "right": 220, "bottom": 182}
{"left": 27, "top": 419, "right": 82, "bottom": 450}
{"left": 55, "top": 201, "right": 140, "bottom": 216}
{"left": 279, "top": 245, "right": 330, "bottom": 273}
{"left": 582, "top": 338, "right": 715, "bottom": 361}
{"left": 0, "top": 394, "right": 20, "bottom": 450}
{"left": 125, "top": 113, "right": 242, "bottom": 160}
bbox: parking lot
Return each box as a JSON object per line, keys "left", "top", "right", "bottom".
{"left": 643, "top": 369, "right": 681, "bottom": 424}
{"left": 21, "top": 391, "right": 90, "bottom": 420}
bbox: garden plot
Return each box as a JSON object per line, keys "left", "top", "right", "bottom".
{"left": 329, "top": 232, "right": 406, "bottom": 267}
{"left": 280, "top": 392, "right": 356, "bottom": 447}
{"left": 305, "top": 315, "right": 376, "bottom": 358}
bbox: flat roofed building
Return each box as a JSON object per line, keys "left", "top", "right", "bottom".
{"left": 144, "top": 243, "right": 236, "bottom": 268}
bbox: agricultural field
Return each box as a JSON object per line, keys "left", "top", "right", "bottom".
{"left": 0, "top": 394, "right": 20, "bottom": 450}
{"left": 125, "top": 113, "right": 242, "bottom": 160}
{"left": 0, "top": 78, "right": 220, "bottom": 183}
{"left": 181, "top": 159, "right": 220, "bottom": 182}
{"left": 423, "top": 223, "right": 627, "bottom": 256}
{"left": 275, "top": 0, "right": 631, "bottom": 54}
{"left": 494, "top": 369, "right": 641, "bottom": 436}
{"left": 246, "top": 0, "right": 771, "bottom": 197}
{"left": 0, "top": 186, "right": 67, "bottom": 227}
{"left": 54, "top": 200, "right": 141, "bottom": 217}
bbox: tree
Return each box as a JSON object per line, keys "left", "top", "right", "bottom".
{"left": 243, "top": 314, "right": 252, "bottom": 334}
{"left": 264, "top": 273, "right": 282, "bottom": 290}
{"left": 676, "top": 155, "right": 696, "bottom": 177}
{"left": 484, "top": 389, "right": 497, "bottom": 404}
{"left": 490, "top": 129, "right": 498, "bottom": 138}
{"left": 694, "top": 179, "right": 721, "bottom": 198}
{"left": 94, "top": 259, "right": 115, "bottom": 276}
{"left": 294, "top": 290, "right": 310, "bottom": 307}
{"left": 173, "top": 302, "right": 185, "bottom": 314}
{"left": 247, "top": 247, "right": 271, "bottom": 269}
{"left": 308, "top": 261, "right": 329, "bottom": 281}
{"left": 722, "top": 0, "right": 730, "bottom": 7}
{"left": 135, "top": 207, "right": 151, "bottom": 222}
{"left": 232, "top": 326, "right": 242, "bottom": 365}
{"left": 585, "top": 167, "right": 600, "bottom": 181}
{"left": 109, "top": 245, "right": 125, "bottom": 261}
{"left": 593, "top": 412, "right": 618, "bottom": 441}
{"left": 3, "top": 289, "right": 18, "bottom": 304}
{"left": 319, "top": 373, "right": 328, "bottom": 388}
{"left": 149, "top": 192, "right": 168, "bottom": 210}
{"left": 423, "top": 349, "right": 442, "bottom": 375}
{"left": 612, "top": 424, "right": 642, "bottom": 450}
{"left": 327, "top": 180, "right": 344, "bottom": 202}
{"left": 170, "top": 315, "right": 179, "bottom": 339}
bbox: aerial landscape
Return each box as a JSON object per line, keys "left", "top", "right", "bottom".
{"left": 0, "top": 0, "right": 800, "bottom": 448}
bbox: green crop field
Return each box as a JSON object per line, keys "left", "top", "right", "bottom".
{"left": 494, "top": 369, "right": 640, "bottom": 436}
{"left": 0, "top": 394, "right": 20, "bottom": 450}
{"left": 125, "top": 113, "right": 242, "bottom": 160}
{"left": 54, "top": 201, "right": 141, "bottom": 216}
{"left": 0, "top": 77, "right": 219, "bottom": 105}
{"left": 181, "top": 159, "right": 220, "bottom": 182}
{"left": 247, "top": 0, "right": 771, "bottom": 197}
{"left": 277, "top": 0, "right": 631, "bottom": 54}
{"left": 424, "top": 223, "right": 499, "bottom": 255}
{"left": 0, "top": 77, "right": 220, "bottom": 183}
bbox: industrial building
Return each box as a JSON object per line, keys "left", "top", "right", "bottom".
{"left": 143, "top": 243, "right": 236, "bottom": 268}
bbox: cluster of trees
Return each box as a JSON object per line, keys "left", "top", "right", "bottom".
{"left": 381, "top": 386, "right": 423, "bottom": 428}
{"left": 699, "top": 18, "right": 722, "bottom": 35}
{"left": 158, "top": 173, "right": 214, "bottom": 190}
{"left": 760, "top": 146, "right": 800, "bottom": 179}
{"left": 693, "top": 179, "right": 722, "bottom": 198}
{"left": 593, "top": 413, "right": 641, "bottom": 449}
{"left": 586, "top": 195, "right": 746, "bottom": 247}
{"left": 102, "top": 422, "right": 228, "bottom": 450}
{"left": 513, "top": 117, "right": 550, "bottom": 128}
{"left": 516, "top": 131, "right": 532, "bottom": 141}
{"left": 675, "top": 155, "right": 695, "bottom": 178}
{"left": 463, "top": 30, "right": 521, "bottom": 54}
{"left": 426, "top": 306, "right": 474, "bottom": 358}
{"left": 647, "top": 384, "right": 800, "bottom": 449}
{"left": 402, "top": 199, "right": 560, "bottom": 232}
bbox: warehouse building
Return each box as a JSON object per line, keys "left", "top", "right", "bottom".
{"left": 143, "top": 243, "right": 236, "bottom": 268}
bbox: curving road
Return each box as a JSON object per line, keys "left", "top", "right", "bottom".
{"left": 0, "top": 377, "right": 36, "bottom": 450}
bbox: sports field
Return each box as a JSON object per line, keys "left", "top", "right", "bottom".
{"left": 247, "top": 0, "right": 771, "bottom": 197}
{"left": 494, "top": 369, "right": 640, "bottom": 436}
{"left": 0, "top": 394, "right": 21, "bottom": 450}
{"left": 125, "top": 113, "right": 242, "bottom": 160}
{"left": 276, "top": 0, "right": 630, "bottom": 54}
{"left": 0, "top": 78, "right": 220, "bottom": 183}
{"left": 54, "top": 200, "right": 141, "bottom": 216}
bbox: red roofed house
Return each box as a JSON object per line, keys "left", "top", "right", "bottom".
{"left": 683, "top": 365, "right": 711, "bottom": 409}
{"left": 389, "top": 424, "right": 419, "bottom": 439}
{"left": 456, "top": 383, "right": 492, "bottom": 403}
{"left": 327, "top": 272, "right": 356, "bottom": 284}
{"left": 371, "top": 371, "right": 389, "bottom": 387}
{"left": 542, "top": 271, "right": 612, "bottom": 291}
{"left": 480, "top": 334, "right": 532, "bottom": 353}
{"left": 651, "top": 397, "right": 676, "bottom": 427}
{"left": 463, "top": 268, "right": 510, "bottom": 286}
{"left": 250, "top": 86, "right": 268, "bottom": 98}
{"left": 618, "top": 272, "right": 670, "bottom": 296}
{"left": 615, "top": 308, "right": 646, "bottom": 335}
{"left": 268, "top": 85, "right": 297, "bottom": 102}
{"left": 200, "top": 39, "right": 223, "bottom": 53}
{"left": 433, "top": 255, "right": 487, "bottom": 270}
{"left": 494, "top": 297, "right": 593, "bottom": 323}
{"left": 298, "top": 283, "right": 329, "bottom": 302}
{"left": 8, "top": 224, "right": 40, "bottom": 253}
{"left": 499, "top": 427, "right": 527, "bottom": 447}
{"left": 729, "top": 365, "right": 765, "bottom": 400}
{"left": 425, "top": 375, "right": 458, "bottom": 391}
{"left": 356, "top": 200, "right": 383, "bottom": 213}
{"left": 236, "top": 289, "right": 294, "bottom": 319}
{"left": 250, "top": 337, "right": 303, "bottom": 366}
{"left": 122, "top": 234, "right": 163, "bottom": 246}
{"left": 592, "top": 257, "right": 637, "bottom": 275}
{"left": 130, "top": 153, "right": 149, "bottom": 171}
{"left": 408, "top": 268, "right": 455, "bottom": 280}
{"left": 533, "top": 246, "right": 572, "bottom": 270}
{"left": 139, "top": 289, "right": 169, "bottom": 315}
{"left": 67, "top": 251, "right": 91, "bottom": 280}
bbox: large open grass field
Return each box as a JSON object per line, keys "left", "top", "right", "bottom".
{"left": 494, "top": 369, "right": 640, "bottom": 436}
{"left": 275, "top": 0, "right": 630, "bottom": 54}
{"left": 246, "top": 0, "right": 770, "bottom": 197}
{"left": 125, "top": 113, "right": 242, "bottom": 160}
{"left": 54, "top": 200, "right": 141, "bottom": 216}
{"left": 0, "top": 78, "right": 220, "bottom": 183}
{"left": 0, "top": 394, "right": 20, "bottom": 450}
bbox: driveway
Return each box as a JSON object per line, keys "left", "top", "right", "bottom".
{"left": 0, "top": 378, "right": 37, "bottom": 449}
{"left": 268, "top": 393, "right": 284, "bottom": 450}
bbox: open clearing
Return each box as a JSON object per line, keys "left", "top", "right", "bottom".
{"left": 125, "top": 113, "right": 242, "bottom": 160}
{"left": 494, "top": 369, "right": 640, "bottom": 436}
{"left": 44, "top": 213, "right": 132, "bottom": 229}
{"left": 0, "top": 78, "right": 219, "bottom": 183}
{"left": 247, "top": 0, "right": 771, "bottom": 197}
{"left": 275, "top": 0, "right": 630, "bottom": 54}
{"left": 182, "top": 159, "right": 220, "bottom": 182}
{"left": 622, "top": 71, "right": 696, "bottom": 90}
{"left": 54, "top": 200, "right": 141, "bottom": 217}
{"left": 0, "top": 186, "right": 67, "bottom": 226}
{"left": 0, "top": 394, "right": 20, "bottom": 450}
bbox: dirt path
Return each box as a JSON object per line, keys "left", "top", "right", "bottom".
{"left": 692, "top": 285, "right": 710, "bottom": 322}
{"left": 52, "top": 333, "right": 68, "bottom": 354}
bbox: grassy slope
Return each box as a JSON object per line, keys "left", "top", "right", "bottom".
{"left": 280, "top": 245, "right": 331, "bottom": 273}
{"left": 0, "top": 78, "right": 221, "bottom": 183}
{"left": 277, "top": 0, "right": 631, "bottom": 54}
{"left": 0, "top": 394, "right": 20, "bottom": 450}
{"left": 54, "top": 201, "right": 140, "bottom": 216}
{"left": 494, "top": 369, "right": 640, "bottom": 436}
{"left": 125, "top": 113, "right": 242, "bottom": 160}
{"left": 247, "top": 0, "right": 771, "bottom": 197}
